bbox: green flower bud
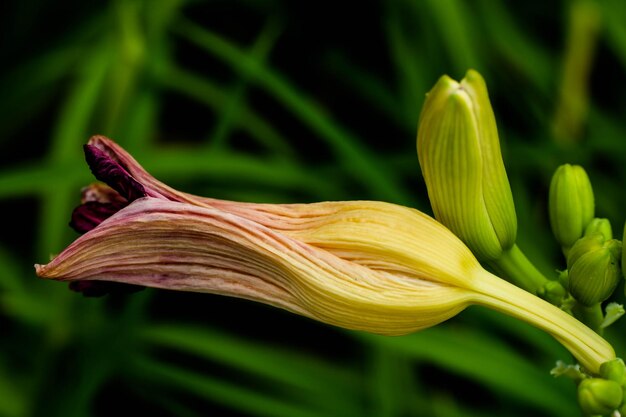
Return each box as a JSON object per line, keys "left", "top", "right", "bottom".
{"left": 537, "top": 280, "right": 567, "bottom": 306}
{"left": 568, "top": 235, "right": 622, "bottom": 307}
{"left": 549, "top": 164, "right": 594, "bottom": 250}
{"left": 567, "top": 233, "right": 605, "bottom": 270}
{"left": 584, "top": 218, "right": 612, "bottom": 241}
{"left": 600, "top": 358, "right": 626, "bottom": 384}
{"left": 417, "top": 70, "right": 516, "bottom": 261}
{"left": 578, "top": 378, "right": 623, "bottom": 416}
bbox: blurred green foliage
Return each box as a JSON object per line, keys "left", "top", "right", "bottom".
{"left": 1, "top": 0, "right": 625, "bottom": 416}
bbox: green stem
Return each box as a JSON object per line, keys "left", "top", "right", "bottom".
{"left": 573, "top": 302, "right": 604, "bottom": 335}
{"left": 472, "top": 269, "right": 615, "bottom": 374}
{"left": 489, "top": 244, "right": 551, "bottom": 295}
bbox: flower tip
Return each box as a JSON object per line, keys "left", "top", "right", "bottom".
{"left": 463, "top": 69, "right": 484, "bottom": 84}
{"left": 83, "top": 143, "right": 146, "bottom": 202}
{"left": 460, "top": 70, "right": 489, "bottom": 103}
{"left": 35, "top": 261, "right": 57, "bottom": 279}
{"left": 86, "top": 135, "right": 116, "bottom": 150}
{"left": 438, "top": 74, "right": 458, "bottom": 86}
{"left": 428, "top": 75, "right": 459, "bottom": 97}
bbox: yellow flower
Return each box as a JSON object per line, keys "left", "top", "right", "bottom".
{"left": 36, "top": 136, "right": 615, "bottom": 373}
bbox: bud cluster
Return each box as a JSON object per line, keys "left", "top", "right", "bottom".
{"left": 547, "top": 164, "right": 624, "bottom": 331}
{"left": 415, "top": 69, "right": 625, "bottom": 416}
{"left": 576, "top": 359, "right": 626, "bottom": 415}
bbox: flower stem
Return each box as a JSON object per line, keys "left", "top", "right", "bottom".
{"left": 472, "top": 269, "right": 615, "bottom": 374}
{"left": 489, "top": 244, "right": 553, "bottom": 295}
{"left": 573, "top": 302, "right": 604, "bottom": 335}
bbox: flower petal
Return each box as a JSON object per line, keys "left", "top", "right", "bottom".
{"left": 84, "top": 144, "right": 147, "bottom": 202}
{"left": 69, "top": 201, "right": 126, "bottom": 233}
{"left": 36, "top": 197, "right": 473, "bottom": 335}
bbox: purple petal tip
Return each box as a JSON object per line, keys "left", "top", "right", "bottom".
{"left": 69, "top": 201, "right": 127, "bottom": 234}
{"left": 83, "top": 144, "right": 147, "bottom": 202}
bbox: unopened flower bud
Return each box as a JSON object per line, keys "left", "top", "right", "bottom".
{"left": 600, "top": 359, "right": 626, "bottom": 384}
{"left": 417, "top": 70, "right": 516, "bottom": 261}
{"left": 537, "top": 280, "right": 567, "bottom": 306}
{"left": 567, "top": 235, "right": 622, "bottom": 306}
{"left": 584, "top": 218, "right": 612, "bottom": 241}
{"left": 578, "top": 378, "right": 623, "bottom": 416}
{"left": 567, "top": 233, "right": 605, "bottom": 270}
{"left": 549, "top": 164, "right": 594, "bottom": 250}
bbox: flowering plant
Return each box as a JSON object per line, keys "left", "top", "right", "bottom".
{"left": 36, "top": 70, "right": 625, "bottom": 414}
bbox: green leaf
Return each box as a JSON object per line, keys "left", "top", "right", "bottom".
{"left": 141, "top": 324, "right": 360, "bottom": 399}
{"left": 0, "top": 246, "right": 23, "bottom": 292}
{"left": 357, "top": 325, "right": 577, "bottom": 416}
{"left": 131, "top": 357, "right": 353, "bottom": 417}
{"left": 161, "top": 66, "right": 294, "bottom": 157}
{"left": 0, "top": 361, "right": 27, "bottom": 417}
{"left": 173, "top": 18, "right": 410, "bottom": 203}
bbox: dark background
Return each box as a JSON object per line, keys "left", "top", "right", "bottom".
{"left": 1, "top": 1, "right": 625, "bottom": 416}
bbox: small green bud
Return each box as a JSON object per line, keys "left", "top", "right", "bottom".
{"left": 538, "top": 280, "right": 567, "bottom": 306}
{"left": 578, "top": 378, "right": 623, "bottom": 416}
{"left": 568, "top": 235, "right": 622, "bottom": 306}
{"left": 549, "top": 164, "right": 594, "bottom": 250}
{"left": 600, "top": 358, "right": 626, "bottom": 384}
{"left": 567, "top": 233, "right": 605, "bottom": 270}
{"left": 584, "top": 218, "right": 612, "bottom": 241}
{"left": 417, "top": 70, "right": 517, "bottom": 261}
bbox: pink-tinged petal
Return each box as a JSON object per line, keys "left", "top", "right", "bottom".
{"left": 79, "top": 137, "right": 481, "bottom": 285}
{"left": 36, "top": 198, "right": 473, "bottom": 335}
{"left": 86, "top": 136, "right": 196, "bottom": 203}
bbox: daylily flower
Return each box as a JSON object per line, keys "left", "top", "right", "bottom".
{"left": 36, "top": 136, "right": 615, "bottom": 373}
